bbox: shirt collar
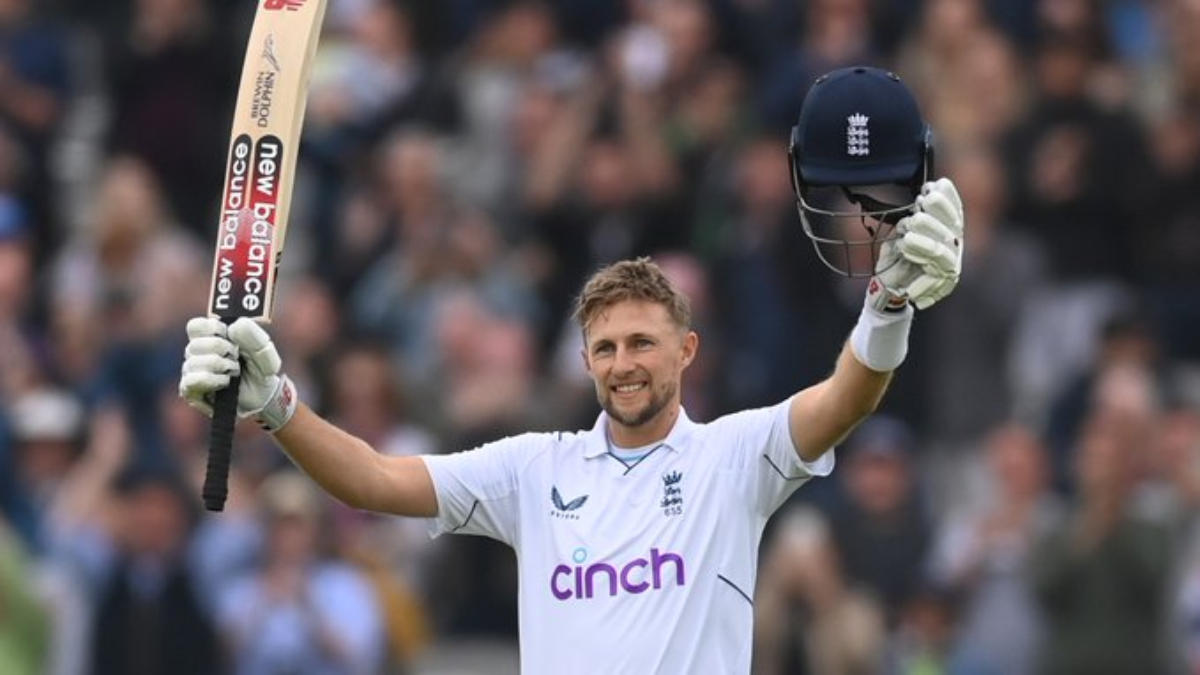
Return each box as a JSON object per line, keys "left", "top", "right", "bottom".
{"left": 581, "top": 407, "right": 696, "bottom": 459}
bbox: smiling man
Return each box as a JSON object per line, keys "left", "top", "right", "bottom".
{"left": 179, "top": 66, "right": 964, "bottom": 674}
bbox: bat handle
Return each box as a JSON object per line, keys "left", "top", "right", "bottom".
{"left": 203, "top": 373, "right": 241, "bottom": 512}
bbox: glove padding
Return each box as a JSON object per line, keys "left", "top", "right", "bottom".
{"left": 872, "top": 177, "right": 964, "bottom": 311}
{"left": 179, "top": 317, "right": 297, "bottom": 432}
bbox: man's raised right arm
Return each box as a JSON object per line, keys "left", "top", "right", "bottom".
{"left": 180, "top": 317, "right": 437, "bottom": 517}
{"left": 273, "top": 403, "right": 437, "bottom": 516}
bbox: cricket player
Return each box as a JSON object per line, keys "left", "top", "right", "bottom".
{"left": 180, "top": 66, "right": 963, "bottom": 674}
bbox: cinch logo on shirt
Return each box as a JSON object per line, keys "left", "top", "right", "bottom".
{"left": 550, "top": 548, "right": 686, "bottom": 600}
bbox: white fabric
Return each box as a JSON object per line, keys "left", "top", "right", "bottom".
{"left": 850, "top": 297, "right": 914, "bottom": 372}
{"left": 421, "top": 400, "right": 834, "bottom": 675}
{"left": 179, "top": 317, "right": 297, "bottom": 431}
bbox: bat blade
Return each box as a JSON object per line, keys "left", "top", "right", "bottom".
{"left": 203, "top": 0, "right": 327, "bottom": 512}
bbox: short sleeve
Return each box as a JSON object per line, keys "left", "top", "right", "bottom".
{"left": 421, "top": 434, "right": 542, "bottom": 546}
{"left": 712, "top": 398, "right": 836, "bottom": 517}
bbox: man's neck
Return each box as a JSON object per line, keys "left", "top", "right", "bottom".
{"left": 607, "top": 405, "right": 681, "bottom": 449}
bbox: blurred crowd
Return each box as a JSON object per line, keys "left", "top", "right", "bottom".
{"left": 1, "top": 0, "right": 1199, "bottom": 673}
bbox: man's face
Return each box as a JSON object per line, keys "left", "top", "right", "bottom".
{"left": 583, "top": 300, "right": 696, "bottom": 434}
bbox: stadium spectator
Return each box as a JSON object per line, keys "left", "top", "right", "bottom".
{"left": 1030, "top": 405, "right": 1172, "bottom": 674}
{"left": 49, "top": 154, "right": 205, "bottom": 464}
{"left": 88, "top": 465, "right": 221, "bottom": 675}
{"left": 322, "top": 340, "right": 441, "bottom": 588}
{"left": 754, "top": 507, "right": 887, "bottom": 675}
{"left": 98, "top": 0, "right": 237, "bottom": 238}
{"left": 0, "top": 513, "right": 50, "bottom": 674}
{"left": 756, "top": 0, "right": 878, "bottom": 132}
{"left": 0, "top": 0, "right": 75, "bottom": 261}
{"left": 823, "top": 416, "right": 932, "bottom": 625}
{"left": 215, "top": 469, "right": 386, "bottom": 675}
{"left": 919, "top": 143, "right": 1049, "bottom": 449}
{"left": 2, "top": 386, "right": 86, "bottom": 550}
{"left": 926, "top": 422, "right": 1061, "bottom": 674}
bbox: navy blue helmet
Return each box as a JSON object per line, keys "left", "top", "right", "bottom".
{"left": 788, "top": 66, "right": 934, "bottom": 277}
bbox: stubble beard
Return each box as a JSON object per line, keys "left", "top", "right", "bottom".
{"left": 601, "top": 380, "right": 677, "bottom": 429}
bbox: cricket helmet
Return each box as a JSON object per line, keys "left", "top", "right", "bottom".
{"left": 788, "top": 66, "right": 934, "bottom": 277}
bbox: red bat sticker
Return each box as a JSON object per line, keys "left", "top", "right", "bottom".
{"left": 263, "top": 0, "right": 306, "bottom": 11}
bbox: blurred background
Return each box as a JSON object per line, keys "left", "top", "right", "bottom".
{"left": 1, "top": 0, "right": 1199, "bottom": 673}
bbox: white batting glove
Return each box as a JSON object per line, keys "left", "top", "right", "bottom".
{"left": 179, "top": 317, "right": 298, "bottom": 432}
{"left": 869, "top": 237, "right": 920, "bottom": 313}
{"left": 872, "top": 178, "right": 964, "bottom": 311}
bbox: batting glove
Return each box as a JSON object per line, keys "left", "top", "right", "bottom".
{"left": 179, "top": 317, "right": 298, "bottom": 432}
{"left": 872, "top": 177, "right": 964, "bottom": 311}
{"left": 869, "top": 238, "right": 919, "bottom": 313}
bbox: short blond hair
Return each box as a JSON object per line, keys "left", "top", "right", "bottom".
{"left": 572, "top": 257, "right": 692, "bottom": 334}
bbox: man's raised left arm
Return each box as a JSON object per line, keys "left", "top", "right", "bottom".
{"left": 789, "top": 178, "right": 964, "bottom": 461}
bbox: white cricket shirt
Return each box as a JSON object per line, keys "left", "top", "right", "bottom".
{"left": 422, "top": 398, "right": 834, "bottom": 674}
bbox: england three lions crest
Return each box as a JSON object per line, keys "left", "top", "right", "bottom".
{"left": 661, "top": 470, "right": 683, "bottom": 516}
{"left": 847, "top": 113, "right": 869, "bottom": 156}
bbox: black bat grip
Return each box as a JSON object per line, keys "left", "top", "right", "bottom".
{"left": 203, "top": 372, "right": 241, "bottom": 511}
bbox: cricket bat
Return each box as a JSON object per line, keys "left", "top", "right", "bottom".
{"left": 203, "top": 0, "right": 327, "bottom": 512}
